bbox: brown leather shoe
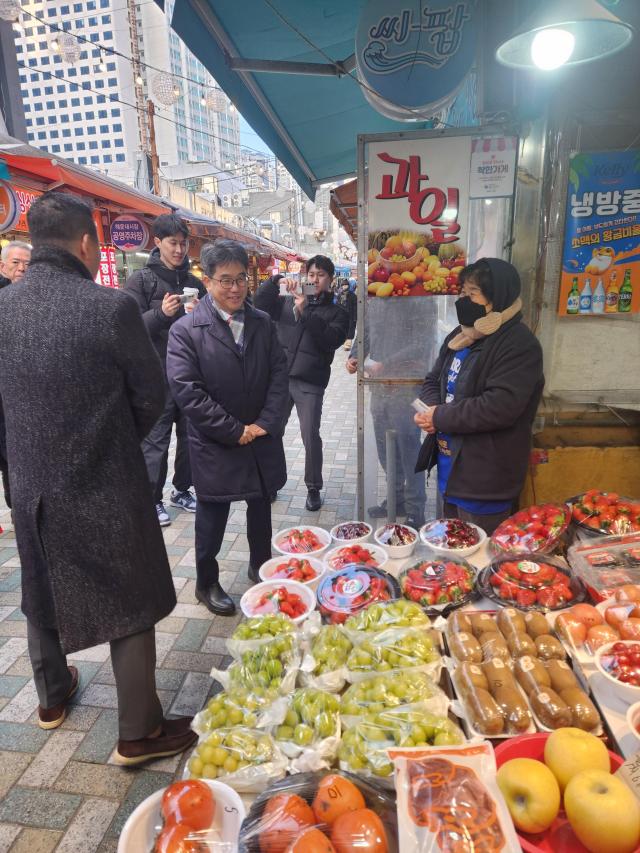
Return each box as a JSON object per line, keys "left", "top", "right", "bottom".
{"left": 114, "top": 716, "right": 198, "bottom": 766}
{"left": 38, "top": 665, "right": 79, "bottom": 730}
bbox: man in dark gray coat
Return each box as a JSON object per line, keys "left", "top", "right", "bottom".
{"left": 0, "top": 192, "right": 196, "bottom": 766}
{"left": 168, "top": 240, "right": 288, "bottom": 613}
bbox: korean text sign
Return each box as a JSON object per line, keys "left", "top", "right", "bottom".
{"left": 559, "top": 149, "right": 640, "bottom": 317}
{"left": 367, "top": 135, "right": 470, "bottom": 298}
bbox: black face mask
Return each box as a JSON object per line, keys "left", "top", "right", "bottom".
{"left": 455, "top": 296, "right": 487, "bottom": 327}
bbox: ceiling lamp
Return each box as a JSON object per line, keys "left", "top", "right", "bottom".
{"left": 151, "top": 72, "right": 181, "bottom": 106}
{"left": 496, "top": 0, "right": 633, "bottom": 71}
{"left": 0, "top": 0, "right": 20, "bottom": 21}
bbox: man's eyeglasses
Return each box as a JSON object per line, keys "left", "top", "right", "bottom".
{"left": 211, "top": 275, "right": 249, "bottom": 289}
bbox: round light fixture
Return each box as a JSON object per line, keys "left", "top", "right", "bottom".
{"left": 151, "top": 72, "right": 181, "bottom": 106}
{"left": 57, "top": 31, "right": 81, "bottom": 64}
{"left": 205, "top": 88, "right": 227, "bottom": 111}
{"left": 0, "top": 0, "right": 20, "bottom": 21}
{"left": 496, "top": 0, "right": 633, "bottom": 70}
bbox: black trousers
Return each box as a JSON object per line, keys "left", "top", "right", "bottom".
{"left": 27, "top": 620, "right": 163, "bottom": 740}
{"left": 195, "top": 497, "right": 272, "bottom": 587}
{"left": 141, "top": 388, "right": 192, "bottom": 504}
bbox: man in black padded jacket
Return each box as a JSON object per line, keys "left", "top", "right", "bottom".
{"left": 254, "top": 255, "right": 348, "bottom": 511}
{"left": 125, "top": 214, "right": 205, "bottom": 527}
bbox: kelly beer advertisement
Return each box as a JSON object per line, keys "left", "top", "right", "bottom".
{"left": 367, "top": 135, "right": 471, "bottom": 298}
{"left": 559, "top": 148, "right": 640, "bottom": 317}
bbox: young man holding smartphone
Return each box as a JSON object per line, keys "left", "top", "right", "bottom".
{"left": 254, "top": 256, "right": 348, "bottom": 511}
{"left": 125, "top": 215, "right": 205, "bottom": 526}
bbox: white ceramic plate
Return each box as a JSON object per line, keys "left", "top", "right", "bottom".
{"left": 117, "top": 779, "right": 245, "bottom": 853}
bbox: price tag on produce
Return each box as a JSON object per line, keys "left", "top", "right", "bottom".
{"left": 616, "top": 751, "right": 640, "bottom": 802}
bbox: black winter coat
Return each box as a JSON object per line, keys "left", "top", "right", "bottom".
{"left": 0, "top": 247, "right": 176, "bottom": 653}
{"left": 254, "top": 278, "right": 349, "bottom": 389}
{"left": 124, "top": 248, "right": 205, "bottom": 375}
{"left": 417, "top": 316, "right": 544, "bottom": 502}
{"left": 167, "top": 299, "right": 288, "bottom": 502}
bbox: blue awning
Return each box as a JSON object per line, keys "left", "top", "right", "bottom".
{"left": 158, "top": 0, "right": 439, "bottom": 198}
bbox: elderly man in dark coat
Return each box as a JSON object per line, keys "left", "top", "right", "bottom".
{"left": 167, "top": 240, "right": 288, "bottom": 615}
{"left": 0, "top": 192, "right": 196, "bottom": 766}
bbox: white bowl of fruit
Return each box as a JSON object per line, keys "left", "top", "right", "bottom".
{"left": 240, "top": 579, "right": 316, "bottom": 624}
{"left": 259, "top": 556, "right": 325, "bottom": 589}
{"left": 330, "top": 520, "right": 372, "bottom": 545}
{"left": 272, "top": 526, "right": 331, "bottom": 558}
{"left": 118, "top": 778, "right": 244, "bottom": 853}
{"left": 373, "top": 522, "right": 418, "bottom": 558}
{"left": 595, "top": 640, "right": 640, "bottom": 703}
{"left": 323, "top": 542, "right": 388, "bottom": 573}
{"left": 419, "top": 518, "right": 486, "bottom": 558}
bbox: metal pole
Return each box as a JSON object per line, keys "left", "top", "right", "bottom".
{"left": 147, "top": 99, "right": 161, "bottom": 196}
{"left": 386, "top": 430, "right": 397, "bottom": 524}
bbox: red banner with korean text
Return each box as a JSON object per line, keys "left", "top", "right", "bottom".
{"left": 367, "top": 135, "right": 470, "bottom": 298}
{"left": 95, "top": 245, "right": 119, "bottom": 288}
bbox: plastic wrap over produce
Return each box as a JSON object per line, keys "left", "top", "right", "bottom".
{"left": 391, "top": 742, "right": 521, "bottom": 852}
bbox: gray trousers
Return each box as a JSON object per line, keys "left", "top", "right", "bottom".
{"left": 27, "top": 621, "right": 163, "bottom": 740}
{"left": 286, "top": 379, "right": 324, "bottom": 491}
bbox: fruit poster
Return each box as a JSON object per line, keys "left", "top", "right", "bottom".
{"left": 367, "top": 135, "right": 471, "bottom": 298}
{"left": 559, "top": 148, "right": 640, "bottom": 317}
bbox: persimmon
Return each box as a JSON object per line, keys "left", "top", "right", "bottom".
{"left": 260, "top": 794, "right": 315, "bottom": 853}
{"left": 161, "top": 780, "right": 215, "bottom": 832}
{"left": 312, "top": 774, "right": 366, "bottom": 827}
{"left": 285, "top": 828, "right": 337, "bottom": 853}
{"left": 331, "top": 809, "right": 388, "bottom": 853}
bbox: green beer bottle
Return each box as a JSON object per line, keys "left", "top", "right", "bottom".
{"left": 618, "top": 269, "right": 632, "bottom": 313}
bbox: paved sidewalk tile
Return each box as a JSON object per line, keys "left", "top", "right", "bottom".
{"left": 0, "top": 788, "right": 82, "bottom": 830}
{"left": 56, "top": 797, "right": 119, "bottom": 853}
{"left": 6, "top": 827, "right": 62, "bottom": 853}
{"left": 19, "top": 730, "right": 86, "bottom": 787}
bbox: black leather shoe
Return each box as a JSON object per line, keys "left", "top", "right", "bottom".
{"left": 248, "top": 565, "right": 260, "bottom": 584}
{"left": 195, "top": 583, "right": 236, "bottom": 616}
{"left": 305, "top": 488, "right": 322, "bottom": 511}
{"left": 368, "top": 500, "right": 406, "bottom": 519}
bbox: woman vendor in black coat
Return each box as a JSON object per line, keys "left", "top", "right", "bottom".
{"left": 415, "top": 258, "right": 544, "bottom": 535}
{"left": 167, "top": 240, "right": 288, "bottom": 614}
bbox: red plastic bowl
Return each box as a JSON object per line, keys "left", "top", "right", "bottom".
{"left": 494, "top": 733, "right": 628, "bottom": 853}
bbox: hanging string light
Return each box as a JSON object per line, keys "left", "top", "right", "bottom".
{"left": 97, "top": 50, "right": 107, "bottom": 72}
{"left": 135, "top": 73, "right": 144, "bottom": 85}
{"left": 0, "top": 1, "right": 20, "bottom": 21}
{"left": 151, "top": 71, "right": 182, "bottom": 105}
{"left": 205, "top": 87, "right": 227, "bottom": 111}
{"left": 57, "top": 31, "right": 81, "bottom": 64}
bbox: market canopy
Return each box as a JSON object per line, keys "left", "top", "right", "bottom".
{"left": 157, "top": 0, "right": 440, "bottom": 199}
{"left": 0, "top": 135, "right": 171, "bottom": 217}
